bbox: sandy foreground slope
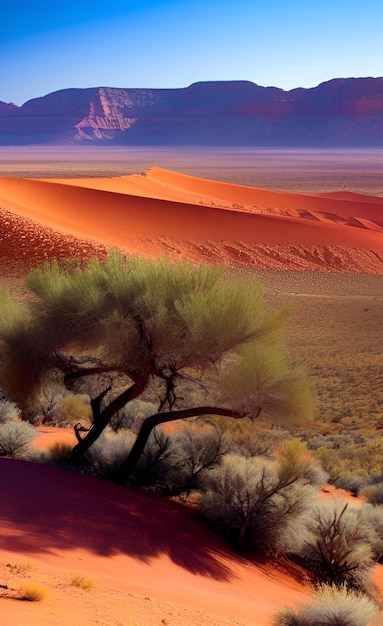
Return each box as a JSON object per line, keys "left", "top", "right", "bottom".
{"left": 0, "top": 457, "right": 307, "bottom": 626}
{"left": 0, "top": 167, "right": 382, "bottom": 275}
{"left": 1, "top": 455, "right": 382, "bottom": 626}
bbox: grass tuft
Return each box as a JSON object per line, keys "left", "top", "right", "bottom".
{"left": 20, "top": 583, "right": 49, "bottom": 601}
{"left": 70, "top": 573, "right": 95, "bottom": 590}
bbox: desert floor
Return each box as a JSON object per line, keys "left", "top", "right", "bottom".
{"left": 0, "top": 148, "right": 382, "bottom": 625}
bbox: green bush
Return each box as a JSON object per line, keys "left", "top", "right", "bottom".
{"left": 273, "top": 584, "right": 378, "bottom": 626}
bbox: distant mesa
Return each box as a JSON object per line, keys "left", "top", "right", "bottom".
{"left": 1, "top": 78, "right": 383, "bottom": 146}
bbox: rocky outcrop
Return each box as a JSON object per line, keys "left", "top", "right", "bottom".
{"left": 1, "top": 78, "right": 383, "bottom": 146}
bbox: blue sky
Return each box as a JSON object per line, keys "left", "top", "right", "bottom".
{"left": 2, "top": 0, "right": 382, "bottom": 105}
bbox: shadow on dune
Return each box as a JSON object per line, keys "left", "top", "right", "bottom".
{"left": 0, "top": 458, "right": 234, "bottom": 581}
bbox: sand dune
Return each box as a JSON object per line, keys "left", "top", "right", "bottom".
{"left": 0, "top": 167, "right": 383, "bottom": 275}
{"left": 0, "top": 458, "right": 307, "bottom": 626}
{"left": 1, "top": 457, "right": 382, "bottom": 625}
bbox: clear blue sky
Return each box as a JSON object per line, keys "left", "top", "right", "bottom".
{"left": 2, "top": 0, "right": 382, "bottom": 105}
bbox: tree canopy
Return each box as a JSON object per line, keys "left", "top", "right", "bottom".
{"left": 0, "top": 251, "right": 314, "bottom": 482}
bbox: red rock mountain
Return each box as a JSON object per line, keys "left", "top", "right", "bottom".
{"left": 1, "top": 78, "right": 383, "bottom": 146}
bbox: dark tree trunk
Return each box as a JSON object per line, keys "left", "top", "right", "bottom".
{"left": 68, "top": 378, "right": 146, "bottom": 464}
{"left": 113, "top": 406, "right": 244, "bottom": 485}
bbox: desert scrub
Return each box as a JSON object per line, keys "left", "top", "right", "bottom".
{"left": 200, "top": 440, "right": 319, "bottom": 553}
{"left": 20, "top": 583, "right": 49, "bottom": 601}
{"left": 359, "top": 482, "right": 383, "bottom": 505}
{"left": 301, "top": 500, "right": 376, "bottom": 593}
{"left": 70, "top": 573, "right": 95, "bottom": 590}
{"left": 0, "top": 420, "right": 36, "bottom": 457}
{"left": 6, "top": 561, "right": 35, "bottom": 576}
{"left": 313, "top": 434, "right": 383, "bottom": 493}
{"left": 273, "top": 584, "right": 379, "bottom": 626}
{"left": 0, "top": 395, "right": 19, "bottom": 423}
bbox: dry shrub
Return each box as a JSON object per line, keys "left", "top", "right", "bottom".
{"left": 47, "top": 441, "right": 73, "bottom": 466}
{"left": 200, "top": 441, "right": 318, "bottom": 553}
{"left": 0, "top": 421, "right": 36, "bottom": 457}
{"left": 20, "top": 583, "right": 49, "bottom": 601}
{"left": 273, "top": 584, "right": 378, "bottom": 626}
{"left": 359, "top": 482, "right": 383, "bottom": 505}
{"left": 70, "top": 573, "right": 95, "bottom": 590}
{"left": 302, "top": 500, "right": 376, "bottom": 593}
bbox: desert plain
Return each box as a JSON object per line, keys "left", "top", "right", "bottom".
{"left": 0, "top": 147, "right": 382, "bottom": 625}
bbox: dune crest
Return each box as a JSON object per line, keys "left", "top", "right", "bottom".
{"left": 0, "top": 167, "right": 382, "bottom": 275}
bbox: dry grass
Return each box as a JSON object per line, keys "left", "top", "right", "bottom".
{"left": 256, "top": 271, "right": 383, "bottom": 434}
{"left": 20, "top": 583, "right": 49, "bottom": 601}
{"left": 70, "top": 573, "right": 95, "bottom": 590}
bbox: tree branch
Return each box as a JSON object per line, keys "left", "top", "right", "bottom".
{"left": 113, "top": 406, "right": 245, "bottom": 485}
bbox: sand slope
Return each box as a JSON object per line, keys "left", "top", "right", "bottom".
{"left": 0, "top": 458, "right": 308, "bottom": 626}
{"left": 0, "top": 167, "right": 383, "bottom": 275}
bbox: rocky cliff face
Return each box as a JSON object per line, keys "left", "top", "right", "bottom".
{"left": 1, "top": 78, "right": 382, "bottom": 146}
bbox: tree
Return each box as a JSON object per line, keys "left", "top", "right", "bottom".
{"left": 0, "top": 251, "right": 314, "bottom": 483}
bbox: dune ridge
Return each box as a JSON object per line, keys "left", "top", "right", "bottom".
{"left": 0, "top": 167, "right": 383, "bottom": 275}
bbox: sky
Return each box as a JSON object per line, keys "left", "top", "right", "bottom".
{"left": 2, "top": 0, "right": 383, "bottom": 105}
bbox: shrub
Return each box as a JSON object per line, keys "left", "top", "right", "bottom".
{"left": 155, "top": 425, "right": 230, "bottom": 498}
{"left": 109, "top": 399, "right": 158, "bottom": 433}
{"left": 130, "top": 428, "right": 172, "bottom": 488}
{"left": 85, "top": 429, "right": 135, "bottom": 477}
{"left": 359, "top": 482, "right": 383, "bottom": 505}
{"left": 70, "top": 573, "right": 95, "bottom": 590}
{"left": 302, "top": 500, "right": 376, "bottom": 592}
{"left": 20, "top": 583, "right": 48, "bottom": 601}
{"left": 50, "top": 393, "right": 91, "bottom": 427}
{"left": 273, "top": 584, "right": 378, "bottom": 626}
{"left": 0, "top": 421, "right": 36, "bottom": 457}
{"left": 0, "top": 396, "right": 19, "bottom": 423}
{"left": 47, "top": 442, "right": 73, "bottom": 466}
{"left": 200, "top": 445, "right": 317, "bottom": 553}
{"left": 363, "top": 504, "right": 383, "bottom": 562}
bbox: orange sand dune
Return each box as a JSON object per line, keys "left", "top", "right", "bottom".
{"left": 144, "top": 168, "right": 383, "bottom": 221}
{"left": 1, "top": 168, "right": 383, "bottom": 275}
{"left": 0, "top": 458, "right": 308, "bottom": 626}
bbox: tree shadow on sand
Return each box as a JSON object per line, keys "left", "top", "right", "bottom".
{"left": 0, "top": 458, "right": 235, "bottom": 581}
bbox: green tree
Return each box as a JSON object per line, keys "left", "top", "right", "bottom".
{"left": 0, "top": 251, "right": 314, "bottom": 483}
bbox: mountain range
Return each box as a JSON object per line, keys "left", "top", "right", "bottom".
{"left": 1, "top": 77, "right": 383, "bottom": 146}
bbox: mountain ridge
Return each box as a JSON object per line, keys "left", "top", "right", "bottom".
{"left": 1, "top": 78, "right": 383, "bottom": 146}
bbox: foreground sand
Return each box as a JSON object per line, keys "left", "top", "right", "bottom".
{"left": 1, "top": 453, "right": 382, "bottom": 626}
{"left": 0, "top": 457, "right": 308, "bottom": 626}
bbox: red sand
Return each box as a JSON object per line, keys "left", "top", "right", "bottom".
{"left": 0, "top": 167, "right": 383, "bottom": 275}
{"left": 0, "top": 456, "right": 382, "bottom": 625}
{"left": 0, "top": 458, "right": 308, "bottom": 626}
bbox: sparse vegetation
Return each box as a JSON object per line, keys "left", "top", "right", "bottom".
{"left": 0, "top": 420, "right": 36, "bottom": 457}
{"left": 200, "top": 440, "right": 321, "bottom": 553}
{"left": 0, "top": 252, "right": 314, "bottom": 483}
{"left": 70, "top": 573, "right": 95, "bottom": 590}
{"left": 20, "top": 583, "right": 49, "bottom": 601}
{"left": 273, "top": 584, "right": 379, "bottom": 626}
{"left": 301, "top": 500, "right": 376, "bottom": 593}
